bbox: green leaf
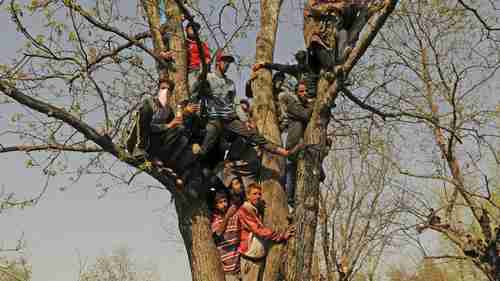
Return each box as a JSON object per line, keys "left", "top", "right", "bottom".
{"left": 68, "top": 31, "right": 78, "bottom": 41}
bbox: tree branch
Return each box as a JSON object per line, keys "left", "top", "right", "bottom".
{"left": 456, "top": 0, "right": 500, "bottom": 31}
{"left": 0, "top": 143, "right": 102, "bottom": 153}
{"left": 341, "top": 87, "right": 396, "bottom": 120}
{"left": 0, "top": 80, "right": 118, "bottom": 154}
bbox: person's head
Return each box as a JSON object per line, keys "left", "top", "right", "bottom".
{"left": 272, "top": 72, "right": 286, "bottom": 91}
{"left": 240, "top": 99, "right": 250, "bottom": 113}
{"left": 215, "top": 49, "right": 235, "bottom": 74}
{"left": 213, "top": 191, "right": 229, "bottom": 213}
{"left": 158, "top": 78, "right": 175, "bottom": 97}
{"left": 185, "top": 22, "right": 201, "bottom": 39}
{"left": 296, "top": 80, "right": 307, "bottom": 98}
{"left": 230, "top": 176, "right": 244, "bottom": 193}
{"left": 246, "top": 183, "right": 263, "bottom": 206}
{"left": 295, "top": 50, "right": 307, "bottom": 65}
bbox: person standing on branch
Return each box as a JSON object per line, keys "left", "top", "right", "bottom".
{"left": 158, "top": 21, "right": 211, "bottom": 93}
{"left": 210, "top": 191, "right": 241, "bottom": 281}
{"left": 237, "top": 183, "right": 296, "bottom": 281}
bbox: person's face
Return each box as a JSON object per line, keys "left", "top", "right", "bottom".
{"left": 231, "top": 179, "right": 242, "bottom": 193}
{"left": 247, "top": 187, "right": 262, "bottom": 206}
{"left": 185, "top": 26, "right": 195, "bottom": 38}
{"left": 297, "top": 83, "right": 307, "bottom": 98}
{"left": 215, "top": 197, "right": 228, "bottom": 213}
{"left": 274, "top": 79, "right": 284, "bottom": 90}
{"left": 241, "top": 103, "right": 249, "bottom": 112}
{"left": 217, "top": 60, "right": 229, "bottom": 74}
{"left": 158, "top": 82, "right": 170, "bottom": 96}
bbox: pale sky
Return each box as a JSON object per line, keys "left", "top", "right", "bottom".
{"left": 0, "top": 1, "right": 304, "bottom": 281}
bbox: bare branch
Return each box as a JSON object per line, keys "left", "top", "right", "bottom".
{"left": 0, "top": 143, "right": 102, "bottom": 153}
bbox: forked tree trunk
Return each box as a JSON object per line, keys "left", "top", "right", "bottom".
{"left": 141, "top": 1, "right": 224, "bottom": 280}
{"left": 251, "top": 1, "right": 287, "bottom": 281}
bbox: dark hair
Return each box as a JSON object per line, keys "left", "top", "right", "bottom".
{"left": 230, "top": 176, "right": 243, "bottom": 186}
{"left": 186, "top": 21, "right": 201, "bottom": 32}
{"left": 272, "top": 72, "right": 286, "bottom": 83}
{"left": 295, "top": 50, "right": 307, "bottom": 64}
{"left": 158, "top": 78, "right": 175, "bottom": 91}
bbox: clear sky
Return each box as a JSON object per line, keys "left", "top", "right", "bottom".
{"left": 0, "top": 1, "right": 304, "bottom": 281}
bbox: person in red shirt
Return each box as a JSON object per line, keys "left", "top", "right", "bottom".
{"left": 210, "top": 191, "right": 241, "bottom": 281}
{"left": 185, "top": 21, "right": 211, "bottom": 92}
{"left": 158, "top": 21, "right": 211, "bottom": 94}
{"left": 237, "top": 183, "right": 295, "bottom": 281}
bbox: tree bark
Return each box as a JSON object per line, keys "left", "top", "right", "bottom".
{"left": 175, "top": 194, "right": 226, "bottom": 281}
{"left": 251, "top": 1, "right": 286, "bottom": 281}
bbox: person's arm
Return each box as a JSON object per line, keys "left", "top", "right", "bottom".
{"left": 150, "top": 107, "right": 181, "bottom": 133}
{"left": 202, "top": 42, "right": 211, "bottom": 64}
{"left": 239, "top": 205, "right": 285, "bottom": 242}
{"left": 263, "top": 63, "right": 300, "bottom": 78}
{"left": 212, "top": 206, "right": 238, "bottom": 236}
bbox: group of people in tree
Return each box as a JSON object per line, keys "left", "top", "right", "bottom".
{"left": 121, "top": 0, "right": 385, "bottom": 279}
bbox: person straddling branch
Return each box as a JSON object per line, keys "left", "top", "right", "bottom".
{"left": 137, "top": 78, "right": 200, "bottom": 186}
{"left": 210, "top": 191, "right": 241, "bottom": 281}
{"left": 192, "top": 49, "right": 302, "bottom": 161}
{"left": 237, "top": 183, "right": 295, "bottom": 281}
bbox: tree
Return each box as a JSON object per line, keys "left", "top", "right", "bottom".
{"left": 79, "top": 246, "right": 160, "bottom": 281}
{"left": 0, "top": 257, "right": 30, "bottom": 281}
{"left": 365, "top": 0, "right": 500, "bottom": 280}
{"left": 0, "top": 0, "right": 399, "bottom": 280}
{"left": 318, "top": 130, "right": 406, "bottom": 281}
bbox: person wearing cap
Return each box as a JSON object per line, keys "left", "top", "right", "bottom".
{"left": 193, "top": 49, "right": 302, "bottom": 161}
{"left": 210, "top": 191, "right": 241, "bottom": 281}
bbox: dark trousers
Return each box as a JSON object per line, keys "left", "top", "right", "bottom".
{"left": 200, "top": 118, "right": 275, "bottom": 155}
{"left": 285, "top": 120, "right": 305, "bottom": 207}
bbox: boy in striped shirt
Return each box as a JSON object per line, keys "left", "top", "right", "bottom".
{"left": 210, "top": 191, "right": 241, "bottom": 281}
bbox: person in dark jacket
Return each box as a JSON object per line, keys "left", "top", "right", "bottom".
{"left": 139, "top": 78, "right": 201, "bottom": 186}
{"left": 252, "top": 50, "right": 320, "bottom": 98}
{"left": 284, "top": 81, "right": 314, "bottom": 207}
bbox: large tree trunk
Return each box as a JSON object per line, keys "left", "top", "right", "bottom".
{"left": 288, "top": 2, "right": 400, "bottom": 281}
{"left": 141, "top": 1, "right": 224, "bottom": 280}
{"left": 251, "top": 1, "right": 286, "bottom": 281}
{"left": 175, "top": 194, "right": 226, "bottom": 281}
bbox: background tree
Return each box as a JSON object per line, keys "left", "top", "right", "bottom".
{"left": 363, "top": 0, "right": 500, "bottom": 280}
{"left": 79, "top": 246, "right": 161, "bottom": 281}
{"left": 318, "top": 128, "right": 407, "bottom": 281}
